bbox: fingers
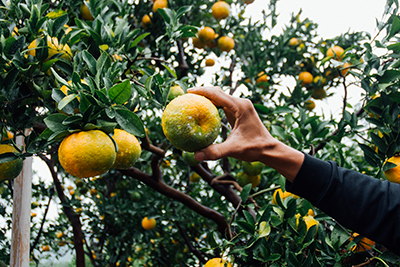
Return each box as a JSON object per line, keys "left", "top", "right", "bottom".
{"left": 187, "top": 87, "right": 238, "bottom": 112}
{"left": 194, "top": 141, "right": 235, "bottom": 161}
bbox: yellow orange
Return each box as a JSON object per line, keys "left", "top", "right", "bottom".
{"left": 271, "top": 188, "right": 299, "bottom": 205}
{"left": 340, "top": 62, "right": 352, "bottom": 76}
{"left": 198, "top": 27, "right": 216, "bottom": 44}
{"left": 204, "top": 258, "right": 232, "bottom": 267}
{"left": 305, "top": 100, "right": 315, "bottom": 111}
{"left": 211, "top": 1, "right": 230, "bottom": 20}
{"left": 192, "top": 37, "right": 206, "bottom": 49}
{"left": 58, "top": 130, "right": 116, "bottom": 178}
{"left": 327, "top": 45, "right": 344, "bottom": 60}
{"left": 236, "top": 171, "right": 260, "bottom": 188}
{"left": 205, "top": 58, "right": 215, "bottom": 67}
{"left": 153, "top": 0, "right": 168, "bottom": 13}
{"left": 142, "top": 14, "right": 152, "bottom": 28}
{"left": 298, "top": 71, "right": 313, "bottom": 86}
{"left": 0, "top": 144, "right": 23, "bottom": 182}
{"left": 142, "top": 217, "right": 156, "bottom": 230}
{"left": 80, "top": 1, "right": 94, "bottom": 21}
{"left": 218, "top": 36, "right": 235, "bottom": 52}
{"left": 289, "top": 37, "right": 299, "bottom": 46}
{"left": 161, "top": 94, "right": 221, "bottom": 152}
{"left": 111, "top": 129, "right": 141, "bottom": 169}
{"left": 384, "top": 155, "right": 400, "bottom": 184}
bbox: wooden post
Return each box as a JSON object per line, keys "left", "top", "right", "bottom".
{"left": 10, "top": 131, "right": 32, "bottom": 267}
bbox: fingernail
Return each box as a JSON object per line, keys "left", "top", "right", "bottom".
{"left": 195, "top": 151, "right": 205, "bottom": 161}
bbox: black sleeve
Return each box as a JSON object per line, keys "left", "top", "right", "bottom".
{"left": 286, "top": 153, "right": 400, "bottom": 255}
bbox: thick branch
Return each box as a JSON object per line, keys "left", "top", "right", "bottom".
{"left": 120, "top": 167, "right": 231, "bottom": 239}
{"left": 38, "top": 154, "right": 86, "bottom": 267}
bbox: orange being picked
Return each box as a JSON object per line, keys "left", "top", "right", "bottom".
{"left": 161, "top": 94, "right": 221, "bottom": 152}
{"left": 298, "top": 71, "right": 313, "bottom": 86}
{"left": 0, "top": 144, "right": 23, "bottom": 182}
{"left": 27, "top": 36, "right": 72, "bottom": 62}
{"left": 204, "top": 258, "right": 232, "bottom": 267}
{"left": 349, "top": 233, "right": 375, "bottom": 252}
{"left": 211, "top": 1, "right": 230, "bottom": 20}
{"left": 236, "top": 171, "right": 260, "bottom": 188}
{"left": 153, "top": 0, "right": 168, "bottom": 13}
{"left": 327, "top": 45, "right": 344, "bottom": 60}
{"left": 58, "top": 130, "right": 116, "bottom": 178}
{"left": 384, "top": 155, "right": 400, "bottom": 184}
{"left": 142, "top": 217, "right": 156, "bottom": 230}
{"left": 198, "top": 27, "right": 216, "bottom": 45}
{"left": 218, "top": 36, "right": 235, "bottom": 52}
{"left": 271, "top": 188, "right": 299, "bottom": 205}
{"left": 205, "top": 58, "right": 215, "bottom": 67}
{"left": 111, "top": 129, "right": 141, "bottom": 169}
{"left": 80, "top": 1, "right": 94, "bottom": 20}
{"left": 168, "top": 85, "right": 185, "bottom": 101}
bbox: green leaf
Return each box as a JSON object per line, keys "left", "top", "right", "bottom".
{"left": 176, "top": 6, "right": 192, "bottom": 20}
{"left": 108, "top": 80, "right": 131, "bottom": 105}
{"left": 388, "top": 15, "right": 400, "bottom": 40}
{"left": 44, "top": 113, "right": 69, "bottom": 132}
{"left": 236, "top": 220, "right": 255, "bottom": 234}
{"left": 0, "top": 152, "right": 18, "bottom": 164}
{"left": 58, "top": 94, "right": 78, "bottom": 110}
{"left": 52, "top": 14, "right": 69, "bottom": 36}
{"left": 258, "top": 221, "right": 271, "bottom": 238}
{"left": 82, "top": 51, "right": 97, "bottom": 75}
{"left": 114, "top": 108, "right": 145, "bottom": 138}
{"left": 157, "top": 8, "right": 172, "bottom": 24}
{"left": 383, "top": 161, "right": 397, "bottom": 172}
{"left": 243, "top": 210, "right": 255, "bottom": 226}
{"left": 130, "top": 33, "right": 150, "bottom": 48}
{"left": 162, "top": 64, "right": 177, "bottom": 79}
{"left": 272, "top": 106, "right": 293, "bottom": 114}
{"left": 241, "top": 184, "right": 252, "bottom": 203}
{"left": 267, "top": 253, "right": 281, "bottom": 262}
{"left": 51, "top": 68, "right": 69, "bottom": 87}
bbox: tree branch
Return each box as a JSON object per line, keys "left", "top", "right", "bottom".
{"left": 175, "top": 222, "right": 207, "bottom": 264}
{"left": 177, "top": 40, "right": 189, "bottom": 79}
{"left": 38, "top": 154, "right": 86, "bottom": 267}
{"left": 120, "top": 167, "right": 232, "bottom": 239}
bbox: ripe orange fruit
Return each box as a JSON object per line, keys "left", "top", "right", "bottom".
{"left": 305, "top": 100, "right": 315, "bottom": 111}
{"left": 349, "top": 233, "right": 375, "bottom": 252}
{"left": 161, "top": 94, "right": 221, "bottom": 152}
{"left": 205, "top": 258, "right": 232, "bottom": 267}
{"left": 168, "top": 85, "right": 185, "bottom": 101}
{"left": 327, "top": 45, "right": 344, "bottom": 60}
{"left": 384, "top": 155, "right": 400, "bottom": 184}
{"left": 211, "top": 1, "right": 230, "bottom": 20}
{"left": 236, "top": 171, "right": 260, "bottom": 188}
{"left": 289, "top": 37, "right": 299, "bottom": 46}
{"left": 80, "top": 1, "right": 94, "bottom": 21}
{"left": 340, "top": 62, "right": 352, "bottom": 76}
{"left": 298, "top": 71, "right": 313, "bottom": 86}
{"left": 218, "top": 36, "right": 235, "bottom": 52}
{"left": 142, "top": 217, "right": 156, "bottom": 230}
{"left": 27, "top": 36, "right": 72, "bottom": 62}
{"left": 311, "top": 88, "right": 327, "bottom": 100}
{"left": 313, "top": 75, "right": 326, "bottom": 86}
{"left": 242, "top": 161, "right": 264, "bottom": 176}
{"left": 153, "top": 0, "right": 168, "bottom": 13}
{"left": 42, "top": 245, "right": 50, "bottom": 251}
{"left": 0, "top": 144, "right": 23, "bottom": 182}
{"left": 271, "top": 188, "right": 299, "bottom": 205}
{"left": 142, "top": 14, "right": 152, "bottom": 28}
{"left": 192, "top": 37, "right": 206, "bottom": 49}
{"left": 205, "top": 58, "right": 215, "bottom": 67}
{"left": 58, "top": 130, "right": 116, "bottom": 178}
{"left": 111, "top": 129, "right": 141, "bottom": 169}
{"left": 198, "top": 27, "right": 216, "bottom": 44}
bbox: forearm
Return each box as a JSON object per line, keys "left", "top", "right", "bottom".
{"left": 259, "top": 140, "right": 305, "bottom": 183}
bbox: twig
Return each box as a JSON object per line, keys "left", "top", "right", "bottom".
{"left": 176, "top": 221, "right": 207, "bottom": 264}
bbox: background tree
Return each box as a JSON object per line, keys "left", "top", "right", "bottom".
{"left": 1, "top": 0, "right": 400, "bottom": 266}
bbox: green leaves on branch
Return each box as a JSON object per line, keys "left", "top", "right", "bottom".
{"left": 157, "top": 7, "right": 197, "bottom": 42}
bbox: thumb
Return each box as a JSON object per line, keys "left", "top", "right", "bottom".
{"left": 194, "top": 141, "right": 234, "bottom": 161}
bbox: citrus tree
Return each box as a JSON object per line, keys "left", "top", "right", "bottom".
{"left": 1, "top": 0, "right": 400, "bottom": 266}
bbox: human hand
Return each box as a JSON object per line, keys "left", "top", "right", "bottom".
{"left": 187, "top": 86, "right": 276, "bottom": 162}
